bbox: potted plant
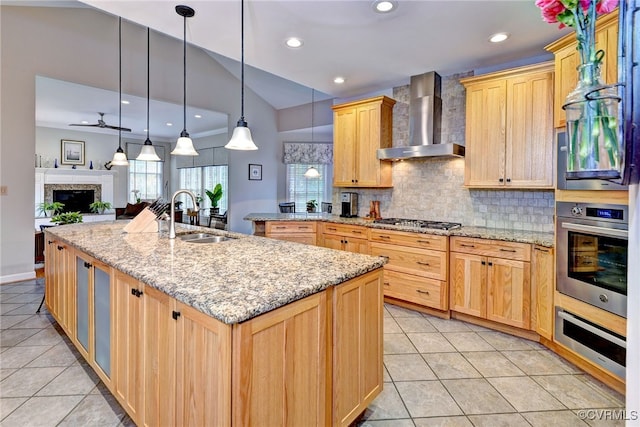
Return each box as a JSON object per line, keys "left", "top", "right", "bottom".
{"left": 38, "top": 201, "right": 65, "bottom": 217}
{"left": 89, "top": 200, "right": 112, "bottom": 215}
{"left": 205, "top": 184, "right": 223, "bottom": 215}
{"left": 51, "top": 211, "right": 83, "bottom": 225}
{"left": 306, "top": 199, "right": 318, "bottom": 213}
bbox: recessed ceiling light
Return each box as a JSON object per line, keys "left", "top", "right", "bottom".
{"left": 372, "top": 0, "right": 397, "bottom": 13}
{"left": 166, "top": 122, "right": 173, "bottom": 126}
{"left": 81, "top": 120, "right": 89, "bottom": 124}
{"left": 334, "top": 76, "right": 346, "bottom": 84}
{"left": 143, "top": 128, "right": 148, "bottom": 132}
{"left": 121, "top": 100, "right": 130, "bottom": 105}
{"left": 285, "top": 37, "right": 303, "bottom": 48}
{"left": 194, "top": 114, "right": 202, "bottom": 119}
{"left": 489, "top": 32, "right": 509, "bottom": 43}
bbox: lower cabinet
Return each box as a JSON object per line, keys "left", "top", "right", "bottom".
{"left": 531, "top": 245, "right": 554, "bottom": 339}
{"left": 319, "top": 223, "right": 370, "bottom": 254}
{"left": 44, "top": 238, "right": 73, "bottom": 336}
{"left": 449, "top": 237, "right": 531, "bottom": 329}
{"left": 266, "top": 221, "right": 317, "bottom": 245}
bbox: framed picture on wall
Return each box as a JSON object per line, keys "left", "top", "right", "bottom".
{"left": 61, "top": 139, "right": 85, "bottom": 165}
{"left": 249, "top": 163, "right": 262, "bottom": 180}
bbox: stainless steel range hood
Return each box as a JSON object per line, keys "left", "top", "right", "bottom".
{"left": 377, "top": 71, "right": 465, "bottom": 160}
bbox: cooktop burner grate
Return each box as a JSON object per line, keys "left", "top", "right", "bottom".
{"left": 373, "top": 218, "right": 462, "bottom": 230}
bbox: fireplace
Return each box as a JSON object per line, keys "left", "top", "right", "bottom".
{"left": 53, "top": 189, "right": 95, "bottom": 213}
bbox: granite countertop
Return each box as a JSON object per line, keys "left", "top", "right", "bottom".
{"left": 45, "top": 221, "right": 386, "bottom": 325}
{"left": 244, "top": 213, "right": 554, "bottom": 247}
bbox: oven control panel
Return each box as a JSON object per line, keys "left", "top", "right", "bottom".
{"left": 558, "top": 202, "right": 628, "bottom": 224}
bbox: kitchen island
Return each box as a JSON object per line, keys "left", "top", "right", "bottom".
{"left": 44, "top": 221, "right": 386, "bottom": 426}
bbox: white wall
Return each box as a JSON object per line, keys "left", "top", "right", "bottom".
{"left": 627, "top": 184, "right": 639, "bottom": 424}
{"left": 1, "top": 5, "right": 280, "bottom": 281}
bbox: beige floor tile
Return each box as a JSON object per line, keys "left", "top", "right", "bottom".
{"left": 407, "top": 333, "right": 456, "bottom": 353}
{"left": 0, "top": 367, "right": 65, "bottom": 398}
{"left": 422, "top": 352, "right": 481, "bottom": 380}
{"left": 11, "top": 314, "right": 55, "bottom": 330}
{"left": 386, "top": 304, "right": 424, "bottom": 318}
{"left": 360, "top": 383, "right": 410, "bottom": 420}
{"left": 395, "top": 316, "right": 437, "bottom": 333}
{"left": 58, "top": 394, "right": 123, "bottom": 426}
{"left": 6, "top": 304, "right": 46, "bottom": 316}
{"left": 502, "top": 350, "right": 575, "bottom": 375}
{"left": 37, "top": 365, "right": 99, "bottom": 396}
{"left": 442, "top": 378, "right": 515, "bottom": 415}
{"left": 580, "top": 375, "right": 626, "bottom": 406}
{"left": 462, "top": 351, "right": 525, "bottom": 378}
{"left": 0, "top": 397, "right": 27, "bottom": 421}
{"left": 442, "top": 332, "right": 494, "bottom": 352}
{"left": 477, "top": 331, "right": 537, "bottom": 350}
{"left": 359, "top": 418, "right": 414, "bottom": 427}
{"left": 413, "top": 416, "right": 473, "bottom": 427}
{"left": 424, "top": 316, "right": 472, "bottom": 332}
{"left": 395, "top": 381, "right": 463, "bottom": 418}
{"left": 523, "top": 410, "right": 589, "bottom": 426}
{"left": 0, "top": 345, "right": 52, "bottom": 369}
{"left": 27, "top": 342, "right": 80, "bottom": 367}
{"left": 0, "top": 304, "right": 24, "bottom": 315}
{"left": 384, "top": 354, "right": 437, "bottom": 381}
{"left": 0, "top": 395, "right": 83, "bottom": 427}
{"left": 0, "top": 328, "right": 40, "bottom": 347}
{"left": 532, "top": 375, "right": 623, "bottom": 409}
{"left": 488, "top": 376, "right": 566, "bottom": 412}
{"left": 16, "top": 327, "right": 64, "bottom": 347}
{"left": 577, "top": 409, "right": 628, "bottom": 427}
{"left": 0, "top": 315, "right": 32, "bottom": 330}
{"left": 467, "top": 413, "right": 531, "bottom": 427}
{"left": 383, "top": 317, "right": 403, "bottom": 334}
{"left": 2, "top": 294, "right": 43, "bottom": 305}
{"left": 384, "top": 333, "right": 418, "bottom": 354}
{"left": 0, "top": 368, "right": 17, "bottom": 381}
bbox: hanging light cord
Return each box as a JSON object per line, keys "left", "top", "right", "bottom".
{"left": 182, "top": 12, "right": 188, "bottom": 136}
{"left": 240, "top": 0, "right": 245, "bottom": 123}
{"left": 118, "top": 17, "right": 123, "bottom": 149}
{"left": 146, "top": 27, "right": 150, "bottom": 140}
{"left": 311, "top": 88, "right": 315, "bottom": 143}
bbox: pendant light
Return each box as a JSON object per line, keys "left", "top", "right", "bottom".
{"left": 137, "top": 27, "right": 161, "bottom": 161}
{"left": 225, "top": 0, "right": 258, "bottom": 150}
{"left": 304, "top": 88, "right": 320, "bottom": 178}
{"left": 171, "top": 5, "right": 199, "bottom": 156}
{"left": 111, "top": 17, "right": 129, "bottom": 166}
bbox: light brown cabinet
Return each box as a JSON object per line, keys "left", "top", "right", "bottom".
{"left": 332, "top": 96, "right": 395, "bottom": 188}
{"left": 450, "top": 237, "right": 531, "bottom": 329}
{"left": 369, "top": 229, "right": 449, "bottom": 311}
{"left": 44, "top": 238, "right": 73, "bottom": 337}
{"left": 531, "top": 245, "right": 554, "bottom": 340}
{"left": 461, "top": 62, "right": 554, "bottom": 189}
{"left": 320, "top": 223, "right": 370, "bottom": 254}
{"left": 545, "top": 10, "right": 618, "bottom": 128}
{"left": 266, "top": 221, "right": 317, "bottom": 245}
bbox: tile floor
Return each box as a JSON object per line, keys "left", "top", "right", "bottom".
{"left": 1, "top": 278, "right": 626, "bottom": 426}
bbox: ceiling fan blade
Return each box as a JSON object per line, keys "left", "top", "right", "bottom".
{"left": 105, "top": 125, "right": 132, "bottom": 132}
{"left": 69, "top": 123, "right": 100, "bottom": 127}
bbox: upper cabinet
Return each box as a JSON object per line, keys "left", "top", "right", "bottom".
{"left": 461, "top": 62, "right": 554, "bottom": 189}
{"left": 332, "top": 96, "right": 395, "bottom": 188}
{"left": 545, "top": 10, "right": 618, "bottom": 129}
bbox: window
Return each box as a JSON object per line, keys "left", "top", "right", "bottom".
{"left": 286, "top": 164, "right": 330, "bottom": 212}
{"left": 128, "top": 160, "right": 163, "bottom": 202}
{"left": 178, "top": 165, "right": 228, "bottom": 212}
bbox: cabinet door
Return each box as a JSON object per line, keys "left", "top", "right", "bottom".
{"left": 232, "top": 291, "right": 327, "bottom": 426}
{"left": 333, "top": 270, "right": 383, "bottom": 427}
{"left": 176, "top": 302, "right": 232, "bottom": 427}
{"left": 44, "top": 239, "right": 59, "bottom": 319}
{"left": 320, "top": 233, "right": 345, "bottom": 251}
{"left": 343, "top": 237, "right": 369, "bottom": 254}
{"left": 486, "top": 257, "right": 531, "bottom": 329}
{"left": 553, "top": 44, "right": 580, "bottom": 128}
{"left": 532, "top": 246, "right": 554, "bottom": 339}
{"left": 92, "top": 261, "right": 112, "bottom": 383}
{"left": 113, "top": 271, "right": 144, "bottom": 425}
{"left": 449, "top": 252, "right": 486, "bottom": 318}
{"left": 506, "top": 71, "right": 554, "bottom": 188}
{"left": 144, "top": 285, "right": 177, "bottom": 427}
{"left": 464, "top": 79, "right": 507, "bottom": 187}
{"left": 355, "top": 103, "right": 382, "bottom": 186}
{"left": 75, "top": 254, "right": 91, "bottom": 357}
{"left": 333, "top": 108, "right": 357, "bottom": 186}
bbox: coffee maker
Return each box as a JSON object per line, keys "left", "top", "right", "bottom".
{"left": 340, "top": 192, "right": 358, "bottom": 218}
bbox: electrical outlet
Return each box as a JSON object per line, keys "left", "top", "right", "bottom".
{"left": 0, "top": 186, "right": 7, "bottom": 196}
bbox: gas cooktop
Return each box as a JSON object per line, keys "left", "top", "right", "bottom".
{"left": 373, "top": 218, "right": 462, "bottom": 230}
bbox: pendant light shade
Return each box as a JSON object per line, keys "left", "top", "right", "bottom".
{"left": 111, "top": 17, "right": 129, "bottom": 166}
{"left": 171, "top": 5, "right": 199, "bottom": 156}
{"left": 137, "top": 27, "right": 161, "bottom": 162}
{"left": 304, "top": 166, "right": 321, "bottom": 178}
{"left": 225, "top": 0, "right": 258, "bottom": 150}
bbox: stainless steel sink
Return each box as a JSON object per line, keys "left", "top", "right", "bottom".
{"left": 178, "top": 233, "right": 233, "bottom": 244}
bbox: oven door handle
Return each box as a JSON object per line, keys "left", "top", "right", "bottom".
{"left": 557, "top": 310, "right": 626, "bottom": 348}
{"left": 560, "top": 222, "right": 628, "bottom": 239}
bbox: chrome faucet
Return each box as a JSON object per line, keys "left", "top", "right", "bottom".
{"left": 169, "top": 189, "right": 197, "bottom": 239}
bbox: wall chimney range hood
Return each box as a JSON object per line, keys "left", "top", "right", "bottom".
{"left": 377, "top": 71, "right": 465, "bottom": 160}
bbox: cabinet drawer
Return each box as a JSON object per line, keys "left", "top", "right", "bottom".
{"left": 383, "top": 270, "right": 447, "bottom": 310}
{"left": 321, "top": 223, "right": 369, "bottom": 239}
{"left": 369, "top": 229, "right": 448, "bottom": 251}
{"left": 370, "top": 242, "right": 446, "bottom": 281}
{"left": 451, "top": 237, "right": 530, "bottom": 261}
{"left": 266, "top": 221, "right": 317, "bottom": 234}
{"left": 269, "top": 234, "right": 317, "bottom": 246}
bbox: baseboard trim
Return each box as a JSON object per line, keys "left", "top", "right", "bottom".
{"left": 1, "top": 271, "right": 37, "bottom": 284}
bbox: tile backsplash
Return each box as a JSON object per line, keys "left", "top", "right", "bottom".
{"left": 333, "top": 72, "right": 555, "bottom": 233}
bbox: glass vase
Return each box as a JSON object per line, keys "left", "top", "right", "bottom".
{"left": 563, "top": 62, "right": 622, "bottom": 180}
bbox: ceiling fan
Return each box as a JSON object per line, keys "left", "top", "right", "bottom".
{"left": 69, "top": 112, "right": 131, "bottom": 132}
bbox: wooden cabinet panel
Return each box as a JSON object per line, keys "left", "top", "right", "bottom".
{"left": 451, "top": 237, "right": 530, "bottom": 262}
{"left": 370, "top": 242, "right": 446, "bottom": 281}
{"left": 333, "top": 108, "right": 357, "bottom": 186}
{"left": 531, "top": 246, "right": 554, "bottom": 339}
{"left": 322, "top": 223, "right": 369, "bottom": 239}
{"left": 486, "top": 257, "right": 531, "bottom": 329}
{"left": 369, "top": 229, "right": 448, "bottom": 251}
{"left": 383, "top": 270, "right": 447, "bottom": 310}
{"left": 449, "top": 252, "right": 486, "bottom": 318}
{"left": 320, "top": 223, "right": 369, "bottom": 254}
{"left": 232, "top": 291, "right": 327, "bottom": 427}
{"left": 333, "top": 270, "right": 383, "bottom": 426}
{"left": 266, "top": 221, "right": 317, "bottom": 246}
{"left": 356, "top": 103, "right": 383, "bottom": 186}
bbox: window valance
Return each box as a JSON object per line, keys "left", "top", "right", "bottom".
{"left": 283, "top": 142, "right": 333, "bottom": 164}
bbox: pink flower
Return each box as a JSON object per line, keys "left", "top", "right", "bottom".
{"left": 536, "top": 0, "right": 567, "bottom": 24}
{"left": 596, "top": 0, "right": 618, "bottom": 14}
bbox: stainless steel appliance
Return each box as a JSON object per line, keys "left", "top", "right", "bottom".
{"left": 556, "top": 202, "right": 628, "bottom": 318}
{"left": 373, "top": 218, "right": 462, "bottom": 230}
{"left": 340, "top": 192, "right": 358, "bottom": 218}
{"left": 555, "top": 307, "right": 626, "bottom": 379}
